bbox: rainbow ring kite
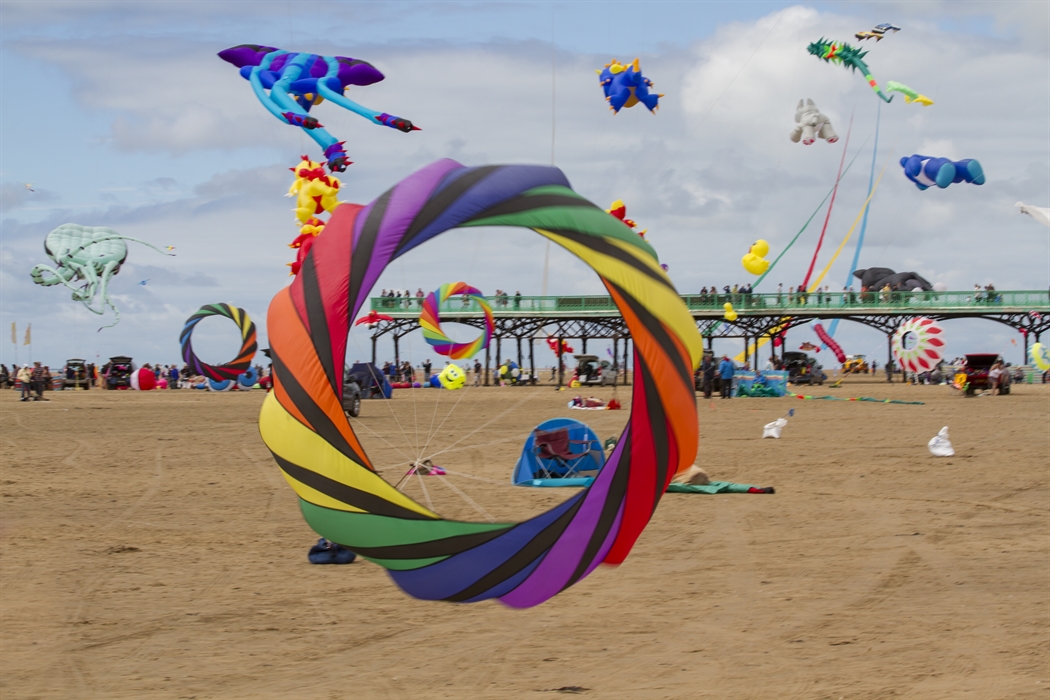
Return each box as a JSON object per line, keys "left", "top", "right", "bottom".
{"left": 420, "top": 282, "right": 494, "bottom": 359}
{"left": 179, "top": 303, "right": 258, "bottom": 381}
{"left": 259, "top": 159, "right": 702, "bottom": 607}
{"left": 892, "top": 316, "right": 945, "bottom": 372}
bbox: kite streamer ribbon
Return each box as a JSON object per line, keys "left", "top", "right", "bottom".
{"left": 179, "top": 303, "right": 258, "bottom": 381}
{"left": 807, "top": 142, "right": 897, "bottom": 293}
{"left": 420, "top": 283, "right": 494, "bottom": 359}
{"left": 259, "top": 159, "right": 703, "bottom": 607}
{"left": 802, "top": 113, "right": 853, "bottom": 290}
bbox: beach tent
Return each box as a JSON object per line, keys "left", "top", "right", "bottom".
{"left": 513, "top": 418, "right": 605, "bottom": 487}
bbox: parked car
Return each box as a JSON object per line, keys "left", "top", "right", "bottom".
{"left": 963, "top": 353, "right": 1010, "bottom": 396}
{"left": 103, "top": 356, "right": 134, "bottom": 389}
{"left": 571, "top": 354, "right": 614, "bottom": 386}
{"left": 782, "top": 351, "right": 826, "bottom": 385}
{"left": 63, "top": 359, "right": 90, "bottom": 389}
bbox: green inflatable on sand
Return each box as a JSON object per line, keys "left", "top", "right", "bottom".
{"left": 667, "top": 481, "right": 774, "bottom": 494}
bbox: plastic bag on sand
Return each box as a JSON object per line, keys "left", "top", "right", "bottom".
{"left": 763, "top": 418, "right": 787, "bottom": 439}
{"left": 928, "top": 426, "right": 955, "bottom": 457}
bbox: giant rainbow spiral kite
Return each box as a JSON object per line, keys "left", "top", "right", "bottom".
{"left": 180, "top": 303, "right": 258, "bottom": 381}
{"left": 419, "top": 282, "right": 494, "bottom": 359}
{"left": 259, "top": 159, "right": 703, "bottom": 607}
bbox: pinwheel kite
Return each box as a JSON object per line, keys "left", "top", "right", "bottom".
{"left": 218, "top": 44, "right": 420, "bottom": 172}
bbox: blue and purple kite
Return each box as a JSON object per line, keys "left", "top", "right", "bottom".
{"left": 219, "top": 44, "right": 419, "bottom": 172}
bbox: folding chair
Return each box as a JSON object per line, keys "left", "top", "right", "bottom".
{"left": 532, "top": 428, "right": 602, "bottom": 479}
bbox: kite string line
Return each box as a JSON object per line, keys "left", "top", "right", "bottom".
{"left": 752, "top": 130, "right": 871, "bottom": 289}
{"left": 807, "top": 138, "right": 898, "bottom": 293}
{"left": 398, "top": 259, "right": 423, "bottom": 461}
{"left": 415, "top": 377, "right": 476, "bottom": 463}
{"left": 370, "top": 433, "right": 540, "bottom": 481}
{"left": 347, "top": 414, "right": 416, "bottom": 465}
{"left": 431, "top": 474, "right": 497, "bottom": 523}
{"left": 801, "top": 109, "right": 854, "bottom": 290}
{"left": 417, "top": 387, "right": 545, "bottom": 465}
{"left": 414, "top": 466, "right": 435, "bottom": 511}
{"left": 348, "top": 330, "right": 419, "bottom": 456}
{"left": 825, "top": 99, "right": 883, "bottom": 342}
{"left": 641, "top": 11, "right": 782, "bottom": 199}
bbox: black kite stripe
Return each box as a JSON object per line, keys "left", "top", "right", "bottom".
{"left": 273, "top": 452, "right": 433, "bottom": 520}
{"left": 540, "top": 227, "right": 674, "bottom": 291}
{"left": 298, "top": 253, "right": 339, "bottom": 398}
{"left": 562, "top": 431, "right": 634, "bottom": 591}
{"left": 348, "top": 189, "right": 394, "bottom": 311}
{"left": 330, "top": 524, "right": 511, "bottom": 560}
{"left": 270, "top": 347, "right": 367, "bottom": 467}
{"left": 446, "top": 494, "right": 588, "bottom": 602}
{"left": 464, "top": 192, "right": 595, "bottom": 221}
{"left": 392, "top": 165, "right": 505, "bottom": 258}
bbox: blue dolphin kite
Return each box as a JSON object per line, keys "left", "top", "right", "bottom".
{"left": 219, "top": 44, "right": 419, "bottom": 172}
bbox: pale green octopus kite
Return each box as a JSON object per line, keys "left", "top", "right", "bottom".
{"left": 30, "top": 224, "right": 174, "bottom": 329}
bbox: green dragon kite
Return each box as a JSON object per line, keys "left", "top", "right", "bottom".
{"left": 807, "top": 38, "right": 893, "bottom": 103}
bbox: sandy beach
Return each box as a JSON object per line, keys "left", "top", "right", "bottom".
{"left": 1, "top": 379, "right": 1047, "bottom": 699}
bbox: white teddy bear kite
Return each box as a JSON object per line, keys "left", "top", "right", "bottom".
{"left": 790, "top": 98, "right": 838, "bottom": 145}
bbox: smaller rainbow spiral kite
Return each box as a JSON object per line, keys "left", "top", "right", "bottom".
{"left": 419, "top": 283, "right": 494, "bottom": 359}
{"left": 892, "top": 317, "right": 945, "bottom": 373}
{"left": 180, "top": 303, "right": 258, "bottom": 381}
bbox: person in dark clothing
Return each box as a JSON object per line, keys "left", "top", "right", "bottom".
{"left": 700, "top": 355, "right": 715, "bottom": 399}
{"left": 30, "top": 362, "right": 48, "bottom": 401}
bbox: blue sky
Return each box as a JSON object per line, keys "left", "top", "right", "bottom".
{"left": 1, "top": 1, "right": 1047, "bottom": 369}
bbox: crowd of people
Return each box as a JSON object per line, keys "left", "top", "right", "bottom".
{"left": 0, "top": 360, "right": 272, "bottom": 394}
{"left": 691, "top": 283, "right": 975, "bottom": 307}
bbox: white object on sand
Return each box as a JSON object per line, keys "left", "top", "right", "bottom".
{"left": 763, "top": 418, "right": 787, "bottom": 439}
{"left": 928, "top": 426, "right": 955, "bottom": 457}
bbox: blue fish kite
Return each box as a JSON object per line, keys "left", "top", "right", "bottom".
{"left": 218, "top": 44, "right": 420, "bottom": 172}
{"left": 900, "top": 154, "right": 985, "bottom": 191}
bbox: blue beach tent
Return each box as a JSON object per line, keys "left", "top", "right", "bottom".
{"left": 513, "top": 418, "right": 605, "bottom": 487}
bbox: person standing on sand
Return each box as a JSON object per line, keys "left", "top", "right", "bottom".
{"left": 423, "top": 359, "right": 432, "bottom": 384}
{"left": 17, "top": 365, "right": 32, "bottom": 401}
{"left": 700, "top": 355, "right": 715, "bottom": 399}
{"left": 473, "top": 359, "right": 482, "bottom": 387}
{"left": 30, "top": 362, "right": 48, "bottom": 400}
{"left": 718, "top": 355, "right": 735, "bottom": 399}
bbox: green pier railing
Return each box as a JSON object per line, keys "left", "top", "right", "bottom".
{"left": 370, "top": 290, "right": 1050, "bottom": 317}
